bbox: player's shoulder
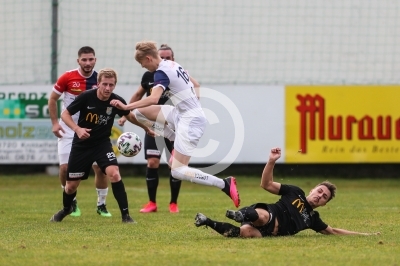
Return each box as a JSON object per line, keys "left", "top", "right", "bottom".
{"left": 280, "top": 184, "right": 305, "bottom": 194}
{"left": 111, "top": 92, "right": 126, "bottom": 103}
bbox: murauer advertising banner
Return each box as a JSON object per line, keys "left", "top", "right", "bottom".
{"left": 285, "top": 86, "right": 400, "bottom": 163}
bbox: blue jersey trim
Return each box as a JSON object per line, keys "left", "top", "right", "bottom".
{"left": 154, "top": 70, "right": 170, "bottom": 90}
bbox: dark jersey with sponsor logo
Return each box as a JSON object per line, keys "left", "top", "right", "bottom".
{"left": 268, "top": 184, "right": 328, "bottom": 236}
{"left": 141, "top": 71, "right": 170, "bottom": 105}
{"left": 67, "top": 89, "right": 129, "bottom": 147}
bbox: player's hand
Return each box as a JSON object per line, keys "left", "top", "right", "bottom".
{"left": 269, "top": 147, "right": 281, "bottom": 161}
{"left": 75, "top": 127, "right": 91, "bottom": 139}
{"left": 145, "top": 128, "right": 158, "bottom": 138}
{"left": 110, "top": 100, "right": 127, "bottom": 110}
{"left": 118, "top": 116, "right": 127, "bottom": 126}
{"left": 52, "top": 123, "right": 65, "bottom": 138}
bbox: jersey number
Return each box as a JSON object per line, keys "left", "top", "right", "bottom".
{"left": 176, "top": 67, "right": 190, "bottom": 84}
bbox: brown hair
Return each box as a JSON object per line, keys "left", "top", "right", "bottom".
{"left": 78, "top": 46, "right": 95, "bottom": 57}
{"left": 159, "top": 43, "right": 174, "bottom": 58}
{"left": 316, "top": 180, "right": 337, "bottom": 202}
{"left": 135, "top": 41, "right": 159, "bottom": 62}
{"left": 97, "top": 68, "right": 118, "bottom": 84}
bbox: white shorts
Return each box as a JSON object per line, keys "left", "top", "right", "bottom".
{"left": 161, "top": 105, "right": 207, "bottom": 156}
{"left": 58, "top": 137, "right": 73, "bottom": 165}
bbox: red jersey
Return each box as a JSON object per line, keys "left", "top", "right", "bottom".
{"left": 52, "top": 68, "right": 98, "bottom": 137}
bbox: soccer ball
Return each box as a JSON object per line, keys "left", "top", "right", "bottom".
{"left": 117, "top": 132, "right": 142, "bottom": 157}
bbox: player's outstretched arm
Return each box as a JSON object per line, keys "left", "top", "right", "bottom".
{"left": 260, "top": 147, "right": 282, "bottom": 195}
{"left": 48, "top": 91, "right": 65, "bottom": 138}
{"left": 111, "top": 87, "right": 163, "bottom": 111}
{"left": 124, "top": 112, "right": 157, "bottom": 137}
{"left": 320, "top": 226, "right": 380, "bottom": 236}
{"left": 118, "top": 85, "right": 146, "bottom": 126}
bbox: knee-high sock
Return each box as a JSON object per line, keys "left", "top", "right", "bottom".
{"left": 171, "top": 166, "right": 225, "bottom": 188}
{"left": 238, "top": 207, "right": 259, "bottom": 222}
{"left": 111, "top": 180, "right": 129, "bottom": 216}
{"left": 63, "top": 190, "right": 76, "bottom": 212}
{"left": 204, "top": 218, "right": 240, "bottom": 238}
{"left": 146, "top": 167, "right": 159, "bottom": 203}
{"left": 169, "top": 174, "right": 181, "bottom": 204}
{"left": 133, "top": 109, "right": 175, "bottom": 141}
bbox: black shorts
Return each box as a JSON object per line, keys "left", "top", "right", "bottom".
{"left": 67, "top": 141, "right": 118, "bottom": 181}
{"left": 144, "top": 134, "right": 173, "bottom": 160}
{"left": 244, "top": 203, "right": 276, "bottom": 237}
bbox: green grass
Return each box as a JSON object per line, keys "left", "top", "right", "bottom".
{"left": 0, "top": 175, "right": 399, "bottom": 266}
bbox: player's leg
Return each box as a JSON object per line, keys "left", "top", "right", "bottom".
{"left": 92, "top": 163, "right": 111, "bottom": 217}
{"left": 166, "top": 139, "right": 181, "bottom": 213}
{"left": 50, "top": 146, "right": 92, "bottom": 222}
{"left": 140, "top": 134, "right": 161, "bottom": 213}
{"left": 96, "top": 142, "right": 134, "bottom": 223}
{"left": 57, "top": 137, "right": 80, "bottom": 216}
{"left": 194, "top": 213, "right": 241, "bottom": 237}
{"left": 170, "top": 116, "right": 240, "bottom": 207}
{"left": 133, "top": 106, "right": 176, "bottom": 141}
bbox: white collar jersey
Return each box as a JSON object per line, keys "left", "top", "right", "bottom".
{"left": 154, "top": 60, "right": 203, "bottom": 117}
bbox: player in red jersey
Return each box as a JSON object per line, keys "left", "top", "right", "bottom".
{"left": 48, "top": 46, "right": 111, "bottom": 217}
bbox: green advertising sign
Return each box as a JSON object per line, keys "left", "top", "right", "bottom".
{"left": 0, "top": 99, "right": 61, "bottom": 119}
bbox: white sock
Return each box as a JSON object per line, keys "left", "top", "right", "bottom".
{"left": 134, "top": 109, "right": 175, "bottom": 141}
{"left": 96, "top": 188, "right": 108, "bottom": 206}
{"left": 171, "top": 166, "right": 225, "bottom": 188}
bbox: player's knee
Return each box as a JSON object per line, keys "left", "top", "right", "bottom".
{"left": 65, "top": 182, "right": 78, "bottom": 194}
{"left": 240, "top": 225, "right": 262, "bottom": 238}
{"left": 105, "top": 166, "right": 121, "bottom": 182}
{"left": 133, "top": 109, "right": 146, "bottom": 123}
{"left": 252, "top": 209, "right": 271, "bottom": 226}
{"left": 147, "top": 157, "right": 160, "bottom": 168}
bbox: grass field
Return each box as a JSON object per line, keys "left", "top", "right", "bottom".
{"left": 0, "top": 174, "right": 399, "bottom": 266}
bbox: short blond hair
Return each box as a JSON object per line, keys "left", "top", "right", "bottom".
{"left": 97, "top": 68, "right": 118, "bottom": 84}
{"left": 135, "top": 41, "right": 159, "bottom": 62}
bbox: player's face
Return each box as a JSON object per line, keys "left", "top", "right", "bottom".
{"left": 139, "top": 56, "right": 158, "bottom": 72}
{"left": 78, "top": 53, "right": 96, "bottom": 75}
{"left": 97, "top": 77, "right": 116, "bottom": 100}
{"left": 307, "top": 185, "right": 331, "bottom": 208}
{"left": 159, "top": 50, "right": 174, "bottom": 61}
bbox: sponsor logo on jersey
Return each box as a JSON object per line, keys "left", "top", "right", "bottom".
{"left": 86, "top": 112, "right": 98, "bottom": 124}
{"left": 106, "top": 107, "right": 112, "bottom": 115}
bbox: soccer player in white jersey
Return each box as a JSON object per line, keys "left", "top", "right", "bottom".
{"left": 110, "top": 41, "right": 240, "bottom": 208}
{"left": 49, "top": 46, "right": 111, "bottom": 217}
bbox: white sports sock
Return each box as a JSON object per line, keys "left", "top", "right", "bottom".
{"left": 171, "top": 166, "right": 225, "bottom": 188}
{"left": 96, "top": 188, "right": 108, "bottom": 206}
{"left": 133, "top": 109, "right": 175, "bottom": 141}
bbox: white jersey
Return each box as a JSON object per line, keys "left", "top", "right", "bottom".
{"left": 154, "top": 60, "right": 203, "bottom": 117}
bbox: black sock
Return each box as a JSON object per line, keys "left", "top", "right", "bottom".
{"left": 111, "top": 180, "right": 129, "bottom": 216}
{"left": 146, "top": 167, "right": 159, "bottom": 203}
{"left": 238, "top": 207, "right": 259, "bottom": 222}
{"left": 169, "top": 174, "right": 181, "bottom": 204}
{"left": 206, "top": 219, "right": 241, "bottom": 238}
{"left": 63, "top": 190, "right": 76, "bottom": 212}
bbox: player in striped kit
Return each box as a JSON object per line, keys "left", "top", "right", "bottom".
{"left": 110, "top": 41, "right": 240, "bottom": 208}
{"left": 48, "top": 46, "right": 111, "bottom": 217}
